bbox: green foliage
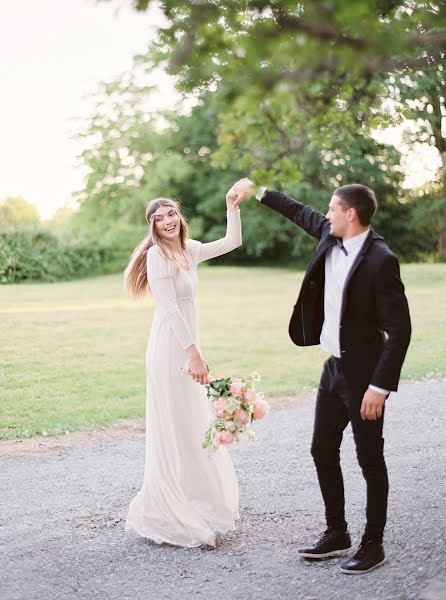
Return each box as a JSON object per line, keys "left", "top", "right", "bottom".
{"left": 71, "top": 2, "right": 444, "bottom": 267}
{"left": 74, "top": 70, "right": 431, "bottom": 266}
{"left": 386, "top": 65, "right": 446, "bottom": 163}
{"left": 0, "top": 196, "right": 40, "bottom": 227}
{"left": 119, "top": 0, "right": 444, "bottom": 259}
{"left": 99, "top": 221, "right": 149, "bottom": 273}
{"left": 127, "top": 1, "right": 444, "bottom": 96}
{"left": 382, "top": 63, "right": 446, "bottom": 257}
{"left": 74, "top": 70, "right": 244, "bottom": 263}
{"left": 0, "top": 228, "right": 112, "bottom": 283}
{"left": 213, "top": 84, "right": 429, "bottom": 262}
{"left": 45, "top": 206, "right": 77, "bottom": 232}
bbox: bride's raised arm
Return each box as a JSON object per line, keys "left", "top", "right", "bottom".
{"left": 197, "top": 194, "right": 242, "bottom": 263}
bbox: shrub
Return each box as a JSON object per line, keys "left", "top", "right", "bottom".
{"left": 0, "top": 227, "right": 112, "bottom": 283}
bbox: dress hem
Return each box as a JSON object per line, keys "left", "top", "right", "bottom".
{"left": 124, "top": 517, "right": 239, "bottom": 548}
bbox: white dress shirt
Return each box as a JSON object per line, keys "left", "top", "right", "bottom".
{"left": 320, "top": 229, "right": 370, "bottom": 357}
{"left": 257, "top": 188, "right": 388, "bottom": 396}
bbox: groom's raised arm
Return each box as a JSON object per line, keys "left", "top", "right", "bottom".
{"left": 231, "top": 178, "right": 329, "bottom": 240}
{"left": 260, "top": 189, "right": 328, "bottom": 240}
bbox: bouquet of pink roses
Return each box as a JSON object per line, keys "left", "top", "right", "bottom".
{"left": 202, "top": 373, "right": 270, "bottom": 452}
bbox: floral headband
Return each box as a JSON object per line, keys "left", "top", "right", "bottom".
{"left": 149, "top": 208, "right": 178, "bottom": 223}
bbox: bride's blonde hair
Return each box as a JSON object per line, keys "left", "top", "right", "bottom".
{"left": 124, "top": 198, "right": 189, "bottom": 298}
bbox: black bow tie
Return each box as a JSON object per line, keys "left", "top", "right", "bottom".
{"left": 336, "top": 238, "right": 348, "bottom": 256}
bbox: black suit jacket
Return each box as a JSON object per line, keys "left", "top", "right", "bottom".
{"left": 261, "top": 190, "right": 412, "bottom": 396}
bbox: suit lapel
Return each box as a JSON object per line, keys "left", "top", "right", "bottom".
{"left": 304, "top": 235, "right": 337, "bottom": 281}
{"left": 340, "top": 229, "right": 377, "bottom": 320}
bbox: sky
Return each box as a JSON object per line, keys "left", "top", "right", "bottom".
{"left": 0, "top": 0, "right": 174, "bottom": 219}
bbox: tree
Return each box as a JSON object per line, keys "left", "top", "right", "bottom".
{"left": 0, "top": 196, "right": 40, "bottom": 227}
{"left": 384, "top": 63, "right": 446, "bottom": 258}
{"left": 74, "top": 68, "right": 244, "bottom": 264}
{"left": 74, "top": 72, "right": 160, "bottom": 226}
{"left": 212, "top": 85, "right": 431, "bottom": 262}
{"left": 75, "top": 61, "right": 429, "bottom": 264}
{"left": 110, "top": 0, "right": 444, "bottom": 258}
{"left": 115, "top": 1, "right": 445, "bottom": 92}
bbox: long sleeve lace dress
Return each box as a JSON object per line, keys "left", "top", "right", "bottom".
{"left": 125, "top": 208, "right": 242, "bottom": 547}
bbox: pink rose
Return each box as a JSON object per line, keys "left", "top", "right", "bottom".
{"left": 212, "top": 398, "right": 228, "bottom": 417}
{"left": 233, "top": 407, "right": 249, "bottom": 425}
{"left": 229, "top": 379, "right": 246, "bottom": 397}
{"left": 213, "top": 431, "right": 236, "bottom": 445}
{"left": 252, "top": 399, "right": 270, "bottom": 421}
{"left": 243, "top": 388, "right": 257, "bottom": 403}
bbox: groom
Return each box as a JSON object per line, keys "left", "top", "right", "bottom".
{"left": 230, "top": 179, "right": 411, "bottom": 574}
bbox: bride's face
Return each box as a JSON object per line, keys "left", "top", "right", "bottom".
{"left": 153, "top": 206, "right": 181, "bottom": 242}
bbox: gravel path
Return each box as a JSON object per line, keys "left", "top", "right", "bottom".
{"left": 1, "top": 381, "right": 445, "bottom": 600}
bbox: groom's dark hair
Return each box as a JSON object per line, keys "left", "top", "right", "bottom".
{"left": 334, "top": 184, "right": 377, "bottom": 226}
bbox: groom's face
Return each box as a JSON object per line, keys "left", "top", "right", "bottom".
{"left": 326, "top": 195, "right": 349, "bottom": 238}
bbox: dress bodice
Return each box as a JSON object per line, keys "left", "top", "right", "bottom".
{"left": 146, "top": 209, "right": 242, "bottom": 351}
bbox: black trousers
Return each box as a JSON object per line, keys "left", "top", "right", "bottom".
{"left": 310, "top": 356, "right": 388, "bottom": 541}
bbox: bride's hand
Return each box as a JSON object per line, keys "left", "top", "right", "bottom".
{"left": 226, "top": 187, "right": 238, "bottom": 210}
{"left": 187, "top": 347, "right": 209, "bottom": 385}
{"left": 189, "top": 356, "right": 209, "bottom": 385}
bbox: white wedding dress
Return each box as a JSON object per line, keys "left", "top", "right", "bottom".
{"left": 125, "top": 208, "right": 241, "bottom": 547}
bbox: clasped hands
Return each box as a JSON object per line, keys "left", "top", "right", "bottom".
{"left": 226, "top": 178, "right": 257, "bottom": 208}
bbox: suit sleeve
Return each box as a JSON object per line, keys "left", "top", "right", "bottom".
{"left": 260, "top": 190, "right": 329, "bottom": 240}
{"left": 370, "top": 254, "right": 411, "bottom": 391}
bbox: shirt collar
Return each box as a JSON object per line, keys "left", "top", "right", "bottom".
{"left": 342, "top": 228, "right": 370, "bottom": 254}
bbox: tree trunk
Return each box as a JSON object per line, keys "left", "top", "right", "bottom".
{"left": 430, "top": 90, "right": 446, "bottom": 261}
{"left": 438, "top": 162, "right": 446, "bottom": 262}
{"left": 439, "top": 226, "right": 446, "bottom": 261}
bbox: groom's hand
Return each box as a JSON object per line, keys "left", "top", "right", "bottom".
{"left": 230, "top": 178, "right": 257, "bottom": 207}
{"left": 360, "top": 389, "right": 386, "bottom": 420}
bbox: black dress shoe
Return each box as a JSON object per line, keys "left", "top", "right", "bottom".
{"left": 298, "top": 528, "right": 351, "bottom": 559}
{"left": 341, "top": 538, "right": 385, "bottom": 574}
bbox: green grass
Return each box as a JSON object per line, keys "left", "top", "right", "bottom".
{"left": 1, "top": 264, "right": 445, "bottom": 440}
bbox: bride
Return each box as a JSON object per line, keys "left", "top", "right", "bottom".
{"left": 123, "top": 189, "right": 242, "bottom": 547}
